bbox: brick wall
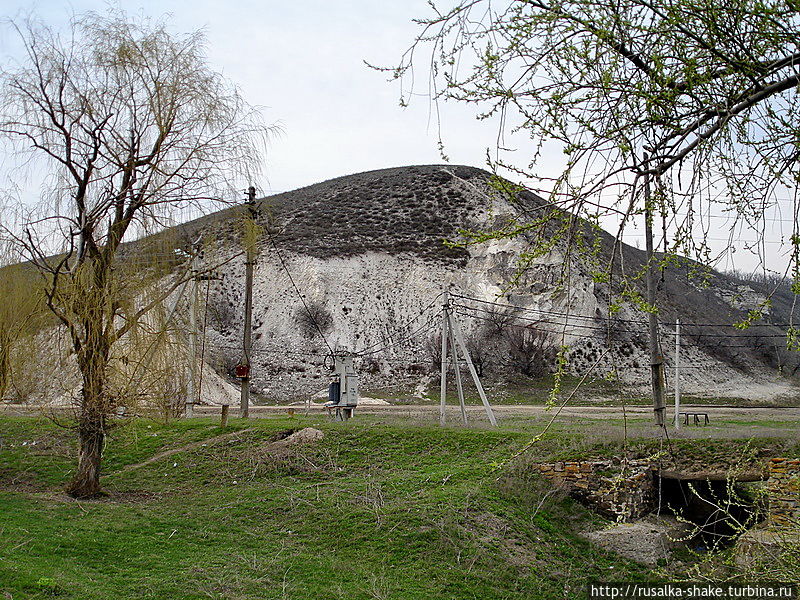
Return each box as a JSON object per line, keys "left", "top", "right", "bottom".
{"left": 533, "top": 457, "right": 798, "bottom": 526}
{"left": 767, "top": 458, "right": 800, "bottom": 528}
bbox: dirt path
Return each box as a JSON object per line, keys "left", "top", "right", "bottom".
{"left": 192, "top": 403, "right": 800, "bottom": 421}
{"left": 113, "top": 427, "right": 254, "bottom": 475}
{"left": 5, "top": 404, "right": 797, "bottom": 422}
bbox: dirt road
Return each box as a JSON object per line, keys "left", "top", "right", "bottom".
{"left": 191, "top": 402, "right": 800, "bottom": 422}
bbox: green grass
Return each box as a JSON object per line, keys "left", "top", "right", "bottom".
{"left": 366, "top": 373, "right": 624, "bottom": 406}
{"left": 2, "top": 413, "right": 799, "bottom": 598}
{"left": 0, "top": 415, "right": 649, "bottom": 599}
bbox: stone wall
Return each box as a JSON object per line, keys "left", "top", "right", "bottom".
{"left": 533, "top": 460, "right": 656, "bottom": 522}
{"left": 767, "top": 458, "right": 800, "bottom": 528}
{"left": 534, "top": 456, "right": 799, "bottom": 528}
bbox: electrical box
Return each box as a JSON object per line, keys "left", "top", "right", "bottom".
{"left": 334, "top": 356, "right": 359, "bottom": 407}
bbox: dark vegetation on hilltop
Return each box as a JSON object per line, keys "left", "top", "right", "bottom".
{"left": 183, "top": 165, "right": 508, "bottom": 263}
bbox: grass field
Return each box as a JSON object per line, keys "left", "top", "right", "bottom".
{"left": 0, "top": 412, "right": 797, "bottom": 599}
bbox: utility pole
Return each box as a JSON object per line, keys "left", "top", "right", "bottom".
{"left": 448, "top": 305, "right": 468, "bottom": 425}
{"left": 449, "top": 312, "right": 497, "bottom": 427}
{"left": 186, "top": 241, "right": 200, "bottom": 418}
{"left": 440, "top": 290, "right": 449, "bottom": 426}
{"left": 644, "top": 153, "right": 667, "bottom": 427}
{"left": 674, "top": 317, "right": 681, "bottom": 429}
{"left": 438, "top": 289, "right": 498, "bottom": 427}
{"left": 240, "top": 186, "right": 256, "bottom": 419}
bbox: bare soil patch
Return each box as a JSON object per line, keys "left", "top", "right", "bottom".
{"left": 113, "top": 427, "right": 254, "bottom": 475}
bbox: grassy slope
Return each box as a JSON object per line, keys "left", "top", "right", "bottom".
{"left": 0, "top": 415, "right": 648, "bottom": 600}
{"left": 3, "top": 414, "right": 798, "bottom": 599}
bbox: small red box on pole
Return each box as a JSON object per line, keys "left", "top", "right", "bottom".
{"left": 234, "top": 364, "right": 250, "bottom": 379}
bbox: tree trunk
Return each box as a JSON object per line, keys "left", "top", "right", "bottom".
{"left": 65, "top": 416, "right": 105, "bottom": 498}
{"left": 643, "top": 154, "right": 666, "bottom": 427}
{"left": 66, "top": 312, "right": 110, "bottom": 498}
{"left": 0, "top": 331, "right": 10, "bottom": 400}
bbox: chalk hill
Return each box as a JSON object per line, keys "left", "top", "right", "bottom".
{"left": 15, "top": 165, "right": 800, "bottom": 405}
{"left": 124, "top": 164, "right": 793, "bottom": 403}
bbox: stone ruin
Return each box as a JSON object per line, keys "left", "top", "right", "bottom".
{"left": 533, "top": 456, "right": 800, "bottom": 526}
{"left": 532, "top": 459, "right": 656, "bottom": 522}
{"left": 766, "top": 458, "right": 800, "bottom": 528}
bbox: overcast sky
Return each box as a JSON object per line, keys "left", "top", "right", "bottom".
{"left": 2, "top": 0, "right": 528, "bottom": 195}
{"left": 0, "top": 0, "right": 794, "bottom": 274}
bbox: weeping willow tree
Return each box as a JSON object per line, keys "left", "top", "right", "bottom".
{"left": 0, "top": 12, "right": 273, "bottom": 497}
{"left": 0, "top": 262, "right": 49, "bottom": 401}
{"left": 110, "top": 274, "right": 191, "bottom": 423}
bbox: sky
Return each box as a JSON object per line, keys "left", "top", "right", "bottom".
{"left": 1, "top": 0, "right": 495, "bottom": 193}
{"left": 0, "top": 0, "right": 795, "bottom": 275}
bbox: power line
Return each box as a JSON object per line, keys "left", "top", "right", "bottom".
{"left": 452, "top": 292, "right": 799, "bottom": 330}
{"left": 354, "top": 291, "right": 444, "bottom": 355}
{"left": 264, "top": 230, "right": 335, "bottom": 358}
{"left": 454, "top": 304, "right": 794, "bottom": 340}
{"left": 452, "top": 292, "right": 649, "bottom": 326}
{"left": 356, "top": 317, "right": 440, "bottom": 357}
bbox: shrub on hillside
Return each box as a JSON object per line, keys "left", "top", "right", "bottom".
{"left": 295, "top": 303, "right": 333, "bottom": 339}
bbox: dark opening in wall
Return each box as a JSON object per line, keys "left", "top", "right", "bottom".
{"left": 658, "top": 476, "right": 765, "bottom": 551}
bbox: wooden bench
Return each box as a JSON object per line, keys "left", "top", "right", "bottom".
{"left": 681, "top": 411, "right": 710, "bottom": 426}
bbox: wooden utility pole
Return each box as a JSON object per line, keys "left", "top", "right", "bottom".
{"left": 644, "top": 154, "right": 667, "bottom": 427}
{"left": 674, "top": 318, "right": 681, "bottom": 429}
{"left": 240, "top": 186, "right": 256, "bottom": 419}
{"left": 186, "top": 242, "right": 200, "bottom": 418}
{"left": 439, "top": 290, "right": 449, "bottom": 426}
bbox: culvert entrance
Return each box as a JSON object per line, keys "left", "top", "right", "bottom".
{"left": 657, "top": 473, "right": 766, "bottom": 551}
{"left": 530, "top": 459, "right": 776, "bottom": 550}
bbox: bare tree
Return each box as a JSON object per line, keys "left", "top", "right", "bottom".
{"left": 423, "top": 332, "right": 444, "bottom": 372}
{"left": 0, "top": 12, "right": 272, "bottom": 497}
{"left": 464, "top": 332, "right": 488, "bottom": 377}
{"left": 502, "top": 325, "right": 555, "bottom": 378}
{"left": 295, "top": 302, "right": 334, "bottom": 338}
{"left": 480, "top": 306, "right": 522, "bottom": 340}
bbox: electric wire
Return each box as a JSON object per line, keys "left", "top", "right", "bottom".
{"left": 453, "top": 299, "right": 797, "bottom": 337}
{"left": 264, "top": 230, "right": 335, "bottom": 358}
{"left": 354, "top": 291, "right": 445, "bottom": 355}
{"left": 355, "top": 316, "right": 441, "bottom": 357}
{"left": 454, "top": 309, "right": 785, "bottom": 354}
{"left": 452, "top": 292, "right": 799, "bottom": 329}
